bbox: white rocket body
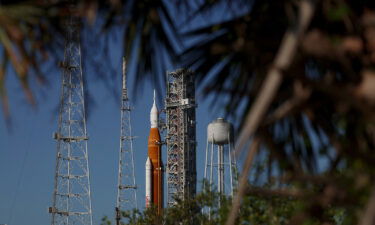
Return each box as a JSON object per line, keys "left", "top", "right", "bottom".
{"left": 145, "top": 157, "right": 152, "bottom": 207}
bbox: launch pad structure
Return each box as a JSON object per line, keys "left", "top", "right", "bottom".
{"left": 165, "top": 69, "right": 197, "bottom": 206}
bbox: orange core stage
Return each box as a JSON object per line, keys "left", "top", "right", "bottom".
{"left": 148, "top": 127, "right": 163, "bottom": 213}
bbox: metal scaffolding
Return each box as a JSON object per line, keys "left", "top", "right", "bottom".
{"left": 49, "top": 12, "right": 93, "bottom": 225}
{"left": 165, "top": 69, "right": 197, "bottom": 206}
{"left": 116, "top": 58, "right": 137, "bottom": 225}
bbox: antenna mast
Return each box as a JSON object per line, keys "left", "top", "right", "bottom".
{"left": 49, "top": 4, "right": 93, "bottom": 225}
{"left": 116, "top": 58, "right": 137, "bottom": 225}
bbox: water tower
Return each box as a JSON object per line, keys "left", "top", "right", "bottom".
{"left": 204, "top": 118, "right": 237, "bottom": 199}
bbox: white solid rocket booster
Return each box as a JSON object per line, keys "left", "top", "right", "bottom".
{"left": 145, "top": 157, "right": 152, "bottom": 207}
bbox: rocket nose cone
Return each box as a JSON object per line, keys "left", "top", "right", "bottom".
{"left": 146, "top": 157, "right": 152, "bottom": 168}
{"left": 150, "top": 90, "right": 158, "bottom": 128}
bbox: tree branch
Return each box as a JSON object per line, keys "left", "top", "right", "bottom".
{"left": 225, "top": 137, "right": 260, "bottom": 225}
{"left": 227, "top": 1, "right": 316, "bottom": 224}
{"left": 359, "top": 185, "right": 375, "bottom": 225}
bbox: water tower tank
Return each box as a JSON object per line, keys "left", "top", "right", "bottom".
{"left": 207, "top": 118, "right": 233, "bottom": 145}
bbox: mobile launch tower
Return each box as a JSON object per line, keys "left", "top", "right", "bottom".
{"left": 165, "top": 69, "right": 197, "bottom": 206}
{"left": 115, "top": 58, "right": 137, "bottom": 224}
{"left": 49, "top": 7, "right": 93, "bottom": 225}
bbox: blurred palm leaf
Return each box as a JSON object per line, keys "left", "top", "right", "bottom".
{"left": 0, "top": 2, "right": 52, "bottom": 119}
{"left": 121, "top": 0, "right": 182, "bottom": 95}
{"left": 0, "top": 0, "right": 108, "bottom": 120}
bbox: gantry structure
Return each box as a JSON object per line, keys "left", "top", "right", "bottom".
{"left": 165, "top": 69, "right": 197, "bottom": 206}
{"left": 115, "top": 58, "right": 137, "bottom": 225}
{"left": 49, "top": 6, "right": 93, "bottom": 225}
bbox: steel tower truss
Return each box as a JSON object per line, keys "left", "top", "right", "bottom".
{"left": 50, "top": 14, "right": 93, "bottom": 225}
{"left": 165, "top": 69, "right": 197, "bottom": 206}
{"left": 116, "top": 59, "right": 137, "bottom": 225}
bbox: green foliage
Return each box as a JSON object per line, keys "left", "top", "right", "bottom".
{"left": 108, "top": 182, "right": 346, "bottom": 225}
{"left": 239, "top": 194, "right": 295, "bottom": 225}
{"left": 100, "top": 216, "right": 111, "bottom": 225}
{"left": 327, "top": 3, "right": 351, "bottom": 21}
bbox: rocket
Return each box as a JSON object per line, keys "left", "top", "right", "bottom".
{"left": 145, "top": 90, "right": 163, "bottom": 213}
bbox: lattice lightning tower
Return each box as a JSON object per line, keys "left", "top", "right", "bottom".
{"left": 115, "top": 58, "right": 137, "bottom": 225}
{"left": 49, "top": 9, "right": 93, "bottom": 225}
{"left": 165, "top": 69, "right": 197, "bottom": 206}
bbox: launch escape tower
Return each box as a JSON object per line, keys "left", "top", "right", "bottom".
{"left": 50, "top": 8, "right": 93, "bottom": 225}
{"left": 116, "top": 59, "right": 137, "bottom": 225}
{"left": 165, "top": 69, "right": 197, "bottom": 206}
